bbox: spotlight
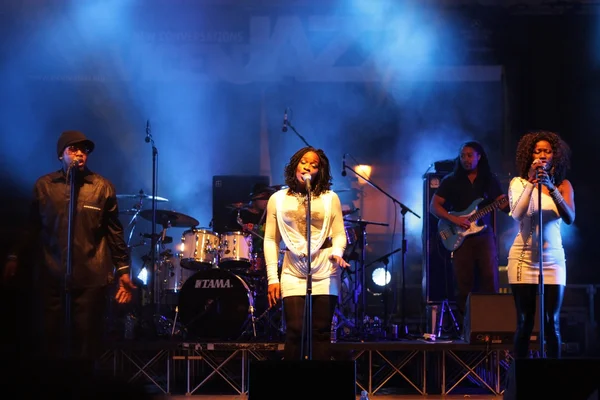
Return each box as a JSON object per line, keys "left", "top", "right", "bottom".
{"left": 354, "top": 165, "right": 372, "bottom": 184}
{"left": 137, "top": 267, "right": 148, "bottom": 285}
{"left": 372, "top": 267, "right": 391, "bottom": 287}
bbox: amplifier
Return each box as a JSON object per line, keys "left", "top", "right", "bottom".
{"left": 464, "top": 293, "right": 539, "bottom": 344}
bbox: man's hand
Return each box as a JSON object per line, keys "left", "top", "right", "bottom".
{"left": 2, "top": 259, "right": 17, "bottom": 283}
{"left": 115, "top": 274, "right": 137, "bottom": 304}
{"left": 451, "top": 215, "right": 471, "bottom": 230}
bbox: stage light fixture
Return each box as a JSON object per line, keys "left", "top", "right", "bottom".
{"left": 372, "top": 266, "right": 391, "bottom": 287}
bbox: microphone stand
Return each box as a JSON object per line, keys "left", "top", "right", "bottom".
{"left": 64, "top": 162, "right": 78, "bottom": 358}
{"left": 537, "top": 174, "right": 545, "bottom": 357}
{"left": 300, "top": 180, "right": 313, "bottom": 360}
{"left": 286, "top": 120, "right": 311, "bottom": 147}
{"left": 145, "top": 121, "right": 160, "bottom": 313}
{"left": 342, "top": 161, "right": 420, "bottom": 338}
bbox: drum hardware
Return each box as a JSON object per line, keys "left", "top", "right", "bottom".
{"left": 243, "top": 303, "right": 285, "bottom": 341}
{"left": 143, "top": 232, "right": 173, "bottom": 244}
{"left": 153, "top": 312, "right": 184, "bottom": 338}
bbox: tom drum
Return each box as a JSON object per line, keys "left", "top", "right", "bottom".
{"left": 180, "top": 229, "right": 220, "bottom": 270}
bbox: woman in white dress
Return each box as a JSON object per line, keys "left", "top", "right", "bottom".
{"left": 507, "top": 130, "right": 575, "bottom": 358}
{"left": 264, "top": 146, "right": 350, "bottom": 360}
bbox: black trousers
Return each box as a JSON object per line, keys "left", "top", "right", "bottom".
{"left": 282, "top": 295, "right": 337, "bottom": 361}
{"left": 510, "top": 283, "right": 564, "bottom": 358}
{"left": 452, "top": 233, "right": 499, "bottom": 315}
{"left": 41, "top": 283, "right": 108, "bottom": 363}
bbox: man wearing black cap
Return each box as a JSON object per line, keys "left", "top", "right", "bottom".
{"left": 3, "top": 130, "right": 136, "bottom": 366}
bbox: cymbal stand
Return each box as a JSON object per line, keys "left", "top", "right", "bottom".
{"left": 356, "top": 221, "right": 367, "bottom": 335}
{"left": 123, "top": 192, "right": 146, "bottom": 248}
{"left": 342, "top": 156, "right": 420, "bottom": 338}
{"left": 365, "top": 247, "right": 403, "bottom": 336}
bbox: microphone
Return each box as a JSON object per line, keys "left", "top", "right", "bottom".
{"left": 282, "top": 109, "right": 288, "bottom": 132}
{"left": 70, "top": 159, "right": 81, "bottom": 168}
{"left": 145, "top": 120, "right": 151, "bottom": 143}
{"left": 302, "top": 173, "right": 312, "bottom": 191}
{"left": 341, "top": 154, "right": 347, "bottom": 177}
{"left": 535, "top": 158, "right": 547, "bottom": 179}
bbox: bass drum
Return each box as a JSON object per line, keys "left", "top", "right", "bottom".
{"left": 178, "top": 268, "right": 254, "bottom": 340}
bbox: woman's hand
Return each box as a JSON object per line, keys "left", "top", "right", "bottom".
{"left": 267, "top": 283, "right": 281, "bottom": 308}
{"left": 529, "top": 159, "right": 556, "bottom": 191}
{"left": 329, "top": 254, "right": 350, "bottom": 268}
{"left": 535, "top": 168, "right": 556, "bottom": 192}
{"left": 528, "top": 159, "right": 549, "bottom": 183}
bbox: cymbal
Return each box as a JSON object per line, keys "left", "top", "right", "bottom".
{"left": 138, "top": 209, "right": 199, "bottom": 228}
{"left": 117, "top": 193, "right": 169, "bottom": 202}
{"left": 269, "top": 184, "right": 288, "bottom": 191}
{"left": 226, "top": 202, "right": 251, "bottom": 210}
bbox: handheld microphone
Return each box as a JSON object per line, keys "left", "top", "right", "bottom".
{"left": 302, "top": 173, "right": 312, "bottom": 191}
{"left": 71, "top": 159, "right": 81, "bottom": 168}
{"left": 282, "top": 109, "right": 288, "bottom": 132}
{"left": 341, "top": 154, "right": 347, "bottom": 177}
{"left": 145, "top": 120, "right": 151, "bottom": 143}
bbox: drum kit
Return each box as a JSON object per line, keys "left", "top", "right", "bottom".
{"left": 117, "top": 191, "right": 284, "bottom": 342}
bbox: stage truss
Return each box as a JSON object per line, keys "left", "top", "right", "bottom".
{"left": 99, "top": 340, "right": 517, "bottom": 397}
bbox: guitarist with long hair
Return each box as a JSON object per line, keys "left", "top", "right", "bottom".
{"left": 429, "top": 140, "right": 509, "bottom": 321}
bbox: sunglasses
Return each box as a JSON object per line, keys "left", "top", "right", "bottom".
{"left": 66, "top": 145, "right": 91, "bottom": 155}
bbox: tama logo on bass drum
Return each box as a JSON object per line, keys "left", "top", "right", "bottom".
{"left": 194, "top": 279, "right": 233, "bottom": 289}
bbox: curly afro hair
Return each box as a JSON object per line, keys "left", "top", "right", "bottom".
{"left": 515, "top": 130, "right": 571, "bottom": 186}
{"left": 283, "top": 146, "right": 332, "bottom": 196}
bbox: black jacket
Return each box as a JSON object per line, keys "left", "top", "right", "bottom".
{"left": 17, "top": 168, "right": 130, "bottom": 287}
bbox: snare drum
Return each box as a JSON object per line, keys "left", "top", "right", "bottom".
{"left": 178, "top": 268, "right": 254, "bottom": 340}
{"left": 180, "top": 229, "right": 220, "bottom": 270}
{"left": 218, "top": 231, "right": 253, "bottom": 271}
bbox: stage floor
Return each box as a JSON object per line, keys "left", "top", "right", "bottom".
{"left": 163, "top": 396, "right": 503, "bottom": 399}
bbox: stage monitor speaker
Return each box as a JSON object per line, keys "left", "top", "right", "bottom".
{"left": 422, "top": 172, "right": 454, "bottom": 303}
{"left": 504, "top": 358, "right": 600, "bottom": 400}
{"left": 464, "top": 293, "right": 539, "bottom": 344}
{"left": 212, "top": 175, "right": 270, "bottom": 234}
{"left": 248, "top": 360, "right": 356, "bottom": 400}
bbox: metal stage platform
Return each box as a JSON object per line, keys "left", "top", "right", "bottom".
{"left": 99, "top": 339, "right": 518, "bottom": 397}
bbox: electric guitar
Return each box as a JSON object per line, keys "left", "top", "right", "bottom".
{"left": 437, "top": 196, "right": 508, "bottom": 251}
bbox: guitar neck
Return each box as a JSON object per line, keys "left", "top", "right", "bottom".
{"left": 467, "top": 199, "right": 505, "bottom": 222}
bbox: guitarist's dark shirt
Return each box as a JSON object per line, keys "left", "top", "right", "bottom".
{"left": 434, "top": 172, "right": 504, "bottom": 235}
